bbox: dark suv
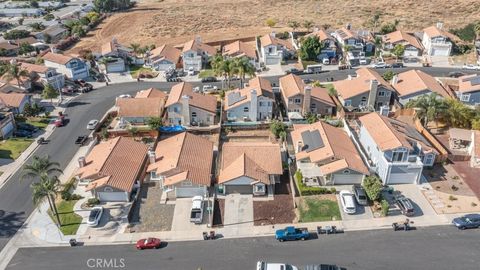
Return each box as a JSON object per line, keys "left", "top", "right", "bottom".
{"left": 352, "top": 185, "right": 368, "bottom": 206}
{"left": 394, "top": 195, "right": 415, "bottom": 216}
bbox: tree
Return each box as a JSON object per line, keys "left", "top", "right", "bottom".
{"left": 128, "top": 127, "right": 139, "bottom": 139}
{"left": 43, "top": 13, "right": 55, "bottom": 21}
{"left": 303, "top": 20, "right": 314, "bottom": 32}
{"left": 379, "top": 21, "right": 398, "bottom": 35}
{"left": 232, "top": 56, "right": 255, "bottom": 88}
{"left": 299, "top": 36, "right": 323, "bottom": 61}
{"left": 18, "top": 18, "right": 24, "bottom": 26}
{"left": 362, "top": 175, "right": 383, "bottom": 201}
{"left": 18, "top": 42, "right": 35, "bottom": 55}
{"left": 265, "top": 18, "right": 276, "bottom": 28}
{"left": 3, "top": 30, "right": 30, "bottom": 40}
{"left": 42, "top": 84, "right": 59, "bottom": 105}
{"left": 101, "top": 128, "right": 109, "bottom": 140}
{"left": 29, "top": 22, "right": 45, "bottom": 31}
{"left": 406, "top": 93, "right": 448, "bottom": 127}
{"left": 474, "top": 22, "right": 480, "bottom": 40}
{"left": 382, "top": 70, "right": 395, "bottom": 81}
{"left": 30, "top": 0, "right": 39, "bottom": 8}
{"left": 443, "top": 99, "right": 475, "bottom": 128}
{"left": 147, "top": 117, "right": 163, "bottom": 130}
{"left": 43, "top": 33, "right": 52, "bottom": 44}
{"left": 129, "top": 43, "right": 141, "bottom": 56}
{"left": 392, "top": 44, "right": 405, "bottom": 59}
{"left": 31, "top": 175, "right": 62, "bottom": 226}
{"left": 3, "top": 63, "right": 29, "bottom": 88}
{"left": 471, "top": 118, "right": 480, "bottom": 130}
{"left": 86, "top": 11, "right": 100, "bottom": 23}
{"left": 305, "top": 112, "right": 319, "bottom": 124}
{"left": 370, "top": 11, "right": 382, "bottom": 33}
{"left": 21, "top": 155, "right": 63, "bottom": 181}
{"left": 327, "top": 85, "right": 337, "bottom": 97}
{"left": 288, "top": 20, "right": 300, "bottom": 34}
{"left": 269, "top": 120, "right": 287, "bottom": 139}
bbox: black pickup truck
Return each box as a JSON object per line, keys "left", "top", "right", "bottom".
{"left": 75, "top": 136, "right": 88, "bottom": 145}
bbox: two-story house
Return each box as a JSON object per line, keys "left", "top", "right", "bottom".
{"left": 98, "top": 38, "right": 131, "bottom": 73}
{"left": 456, "top": 74, "right": 480, "bottom": 106}
{"left": 383, "top": 30, "right": 423, "bottom": 57}
{"left": 0, "top": 93, "right": 31, "bottom": 114}
{"left": 358, "top": 112, "right": 437, "bottom": 185}
{"left": 258, "top": 33, "right": 295, "bottom": 65}
{"left": 224, "top": 77, "right": 274, "bottom": 122}
{"left": 165, "top": 82, "right": 217, "bottom": 127}
{"left": 115, "top": 93, "right": 166, "bottom": 126}
{"left": 292, "top": 121, "right": 369, "bottom": 185}
{"left": 222, "top": 40, "right": 258, "bottom": 67}
{"left": 218, "top": 142, "right": 282, "bottom": 196}
{"left": 334, "top": 27, "right": 364, "bottom": 51}
{"left": 147, "top": 132, "right": 213, "bottom": 198}
{"left": 147, "top": 44, "right": 181, "bottom": 71}
{"left": 422, "top": 24, "right": 459, "bottom": 57}
{"left": 20, "top": 62, "right": 65, "bottom": 90}
{"left": 332, "top": 68, "right": 394, "bottom": 111}
{"left": 304, "top": 29, "right": 337, "bottom": 59}
{"left": 43, "top": 52, "right": 89, "bottom": 80}
{"left": 280, "top": 74, "right": 335, "bottom": 119}
{"left": 392, "top": 69, "right": 452, "bottom": 106}
{"left": 181, "top": 38, "right": 217, "bottom": 72}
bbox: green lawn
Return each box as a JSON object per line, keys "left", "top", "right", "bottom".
{"left": 301, "top": 60, "right": 319, "bottom": 69}
{"left": 48, "top": 200, "right": 82, "bottom": 236}
{"left": 129, "top": 65, "right": 158, "bottom": 79}
{"left": 198, "top": 69, "right": 215, "bottom": 78}
{"left": 0, "top": 138, "right": 34, "bottom": 160}
{"left": 26, "top": 117, "right": 50, "bottom": 129}
{"left": 298, "top": 197, "right": 341, "bottom": 222}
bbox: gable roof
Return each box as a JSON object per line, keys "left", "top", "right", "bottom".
{"left": 335, "top": 27, "right": 357, "bottom": 40}
{"left": 20, "top": 62, "right": 50, "bottom": 74}
{"left": 222, "top": 40, "right": 257, "bottom": 60}
{"left": 457, "top": 74, "right": 480, "bottom": 94}
{"left": 280, "top": 74, "right": 334, "bottom": 106}
{"left": 218, "top": 142, "right": 282, "bottom": 184}
{"left": 260, "top": 34, "right": 294, "bottom": 50}
{"left": 359, "top": 112, "right": 436, "bottom": 153}
{"left": 393, "top": 69, "right": 451, "bottom": 98}
{"left": 383, "top": 30, "right": 423, "bottom": 50}
{"left": 42, "top": 52, "right": 73, "bottom": 65}
{"left": 135, "top": 88, "right": 167, "bottom": 99}
{"left": 224, "top": 77, "right": 273, "bottom": 110}
{"left": 147, "top": 132, "right": 213, "bottom": 186}
{"left": 423, "top": 26, "right": 459, "bottom": 42}
{"left": 165, "top": 82, "right": 217, "bottom": 113}
{"left": 305, "top": 29, "right": 335, "bottom": 42}
{"left": 116, "top": 97, "right": 165, "bottom": 118}
{"left": 333, "top": 68, "right": 394, "bottom": 99}
{"left": 149, "top": 44, "right": 181, "bottom": 64}
{"left": 0, "top": 93, "right": 27, "bottom": 108}
{"left": 77, "top": 137, "right": 149, "bottom": 192}
{"left": 182, "top": 39, "right": 217, "bottom": 56}
{"left": 291, "top": 121, "right": 368, "bottom": 175}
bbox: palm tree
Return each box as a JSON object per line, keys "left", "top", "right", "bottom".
{"left": 210, "top": 54, "right": 225, "bottom": 88}
{"left": 405, "top": 93, "right": 447, "bottom": 127}
{"left": 303, "top": 20, "right": 314, "bottom": 32}
{"left": 3, "top": 63, "right": 29, "bottom": 88}
{"left": 232, "top": 56, "right": 255, "bottom": 88}
{"left": 31, "top": 175, "right": 62, "bottom": 226}
{"left": 474, "top": 23, "right": 480, "bottom": 41}
{"left": 129, "top": 43, "right": 141, "bottom": 57}
{"left": 443, "top": 99, "right": 475, "bottom": 128}
{"left": 21, "top": 155, "right": 63, "bottom": 180}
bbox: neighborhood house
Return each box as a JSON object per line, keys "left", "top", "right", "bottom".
{"left": 43, "top": 52, "right": 89, "bottom": 80}
{"left": 258, "top": 33, "right": 295, "bottom": 65}
{"left": 147, "top": 44, "right": 181, "bottom": 71}
{"left": 181, "top": 38, "right": 217, "bottom": 72}
{"left": 422, "top": 24, "right": 459, "bottom": 57}
{"left": 456, "top": 74, "right": 480, "bottom": 105}
{"left": 382, "top": 30, "right": 423, "bottom": 57}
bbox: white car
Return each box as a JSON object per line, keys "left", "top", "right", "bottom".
{"left": 117, "top": 94, "right": 132, "bottom": 99}
{"left": 87, "top": 119, "right": 99, "bottom": 130}
{"left": 202, "top": 85, "right": 218, "bottom": 93}
{"left": 359, "top": 57, "right": 368, "bottom": 65}
{"left": 322, "top": 58, "right": 330, "bottom": 65}
{"left": 462, "top": 64, "right": 480, "bottom": 70}
{"left": 340, "top": 190, "right": 356, "bottom": 214}
{"left": 257, "top": 261, "right": 298, "bottom": 270}
{"left": 187, "top": 67, "right": 195, "bottom": 76}
{"left": 87, "top": 206, "right": 103, "bottom": 227}
{"left": 372, "top": 62, "right": 389, "bottom": 69}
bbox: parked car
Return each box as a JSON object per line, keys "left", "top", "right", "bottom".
{"left": 13, "top": 130, "right": 32, "bottom": 138}
{"left": 202, "top": 85, "right": 218, "bottom": 93}
{"left": 462, "top": 64, "right": 480, "bottom": 70}
{"left": 54, "top": 118, "right": 64, "bottom": 127}
{"left": 257, "top": 261, "right": 298, "bottom": 270}
{"left": 87, "top": 206, "right": 103, "bottom": 227}
{"left": 201, "top": 76, "right": 217, "bottom": 83}
{"left": 303, "top": 264, "right": 346, "bottom": 270}
{"left": 339, "top": 190, "right": 356, "bottom": 214}
{"left": 394, "top": 194, "right": 415, "bottom": 216}
{"left": 118, "top": 94, "right": 132, "bottom": 99}
{"left": 322, "top": 58, "right": 330, "bottom": 65}
{"left": 176, "top": 69, "right": 186, "bottom": 77}
{"left": 452, "top": 214, "right": 480, "bottom": 230}
{"left": 448, "top": 71, "right": 466, "bottom": 78}
{"left": 359, "top": 57, "right": 368, "bottom": 65}
{"left": 136, "top": 237, "right": 161, "bottom": 250}
{"left": 75, "top": 135, "right": 88, "bottom": 145}
{"left": 87, "top": 119, "right": 99, "bottom": 130}
{"left": 372, "top": 62, "right": 389, "bottom": 69}
{"left": 275, "top": 226, "right": 309, "bottom": 242}
{"left": 190, "top": 196, "right": 204, "bottom": 224}
{"left": 167, "top": 77, "right": 182, "bottom": 82}
{"left": 187, "top": 67, "right": 195, "bottom": 76}
{"left": 303, "top": 79, "right": 313, "bottom": 84}
{"left": 391, "top": 62, "right": 404, "bottom": 68}
{"left": 285, "top": 68, "right": 303, "bottom": 75}
{"left": 304, "top": 64, "right": 322, "bottom": 74}
{"left": 352, "top": 185, "right": 368, "bottom": 206}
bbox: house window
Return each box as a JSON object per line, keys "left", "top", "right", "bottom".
{"left": 104, "top": 187, "right": 113, "bottom": 192}
{"left": 378, "top": 91, "right": 385, "bottom": 97}
{"left": 294, "top": 98, "right": 301, "bottom": 104}
{"left": 173, "top": 106, "right": 179, "bottom": 113}
{"left": 259, "top": 101, "right": 264, "bottom": 106}
{"left": 392, "top": 151, "right": 405, "bottom": 162}
{"left": 461, "top": 94, "right": 470, "bottom": 102}
{"left": 244, "top": 107, "right": 249, "bottom": 112}
{"left": 254, "top": 184, "right": 265, "bottom": 193}
{"left": 191, "top": 112, "right": 197, "bottom": 118}
{"left": 310, "top": 103, "right": 316, "bottom": 112}
{"left": 181, "top": 181, "right": 192, "bottom": 187}
{"left": 289, "top": 98, "right": 293, "bottom": 103}
{"left": 344, "top": 100, "right": 352, "bottom": 106}
{"left": 424, "top": 154, "right": 434, "bottom": 165}
{"left": 361, "top": 96, "right": 367, "bottom": 102}
{"left": 343, "top": 169, "right": 350, "bottom": 174}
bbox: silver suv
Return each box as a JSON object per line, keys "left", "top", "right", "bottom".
{"left": 352, "top": 185, "right": 368, "bottom": 206}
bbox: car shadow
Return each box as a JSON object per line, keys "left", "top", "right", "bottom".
{"left": 67, "top": 101, "right": 90, "bottom": 108}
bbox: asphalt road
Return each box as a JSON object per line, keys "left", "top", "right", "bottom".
{"left": 6, "top": 226, "right": 480, "bottom": 270}
{"left": 0, "top": 67, "right": 476, "bottom": 252}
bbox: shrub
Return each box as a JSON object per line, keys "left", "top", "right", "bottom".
{"left": 362, "top": 176, "right": 383, "bottom": 201}
{"left": 471, "top": 202, "right": 477, "bottom": 207}
{"left": 87, "top": 198, "right": 100, "bottom": 207}
{"left": 61, "top": 190, "right": 72, "bottom": 200}
{"left": 381, "top": 199, "right": 389, "bottom": 216}
{"left": 448, "top": 195, "right": 458, "bottom": 201}
{"left": 295, "top": 170, "right": 336, "bottom": 195}
{"left": 70, "top": 194, "right": 83, "bottom": 200}
{"left": 451, "top": 185, "right": 459, "bottom": 191}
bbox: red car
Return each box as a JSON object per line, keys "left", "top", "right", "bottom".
{"left": 136, "top": 238, "right": 161, "bottom": 250}
{"left": 54, "top": 118, "right": 64, "bottom": 127}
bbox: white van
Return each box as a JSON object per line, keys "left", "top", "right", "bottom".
{"left": 304, "top": 64, "right": 323, "bottom": 74}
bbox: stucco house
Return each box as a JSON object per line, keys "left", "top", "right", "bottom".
{"left": 224, "top": 77, "right": 274, "bottom": 122}
{"left": 422, "top": 24, "right": 459, "bottom": 57}
{"left": 456, "top": 74, "right": 480, "bottom": 106}
{"left": 77, "top": 137, "right": 149, "bottom": 202}
{"left": 115, "top": 92, "right": 166, "bottom": 125}
{"left": 222, "top": 40, "right": 258, "bottom": 67}
{"left": 304, "top": 29, "right": 337, "bottom": 59}
{"left": 292, "top": 121, "right": 369, "bottom": 185}
{"left": 357, "top": 112, "right": 437, "bottom": 185}
{"left": 165, "top": 82, "right": 217, "bottom": 127}
{"left": 0, "top": 93, "right": 31, "bottom": 114}
{"left": 258, "top": 33, "right": 295, "bottom": 65}
{"left": 469, "top": 130, "right": 480, "bottom": 168}
{"left": 333, "top": 27, "right": 364, "bottom": 51}
{"left": 218, "top": 142, "right": 282, "bottom": 196}
{"left": 181, "top": 38, "right": 217, "bottom": 72}
{"left": 42, "top": 52, "right": 89, "bottom": 80}
{"left": 147, "top": 44, "right": 181, "bottom": 71}
{"left": 332, "top": 68, "right": 394, "bottom": 111}
{"left": 383, "top": 30, "right": 423, "bottom": 57}
{"left": 392, "top": 69, "right": 452, "bottom": 106}
{"left": 20, "top": 62, "right": 65, "bottom": 90}
{"left": 280, "top": 74, "right": 335, "bottom": 119}
{"left": 147, "top": 132, "right": 213, "bottom": 198}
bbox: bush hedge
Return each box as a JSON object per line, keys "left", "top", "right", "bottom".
{"left": 295, "top": 170, "right": 337, "bottom": 196}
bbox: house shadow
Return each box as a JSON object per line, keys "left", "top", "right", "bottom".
{"left": 0, "top": 154, "right": 14, "bottom": 165}
{"left": 423, "top": 164, "right": 449, "bottom": 183}
{"left": 0, "top": 210, "right": 26, "bottom": 238}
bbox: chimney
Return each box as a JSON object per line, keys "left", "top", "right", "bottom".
{"left": 313, "top": 27, "right": 319, "bottom": 32}
{"left": 302, "top": 86, "right": 312, "bottom": 116}
{"left": 346, "top": 23, "right": 352, "bottom": 30}
{"left": 436, "top": 22, "right": 443, "bottom": 29}
{"left": 181, "top": 95, "right": 190, "bottom": 126}
{"left": 296, "top": 141, "right": 303, "bottom": 153}
{"left": 367, "top": 80, "right": 378, "bottom": 109}
{"left": 270, "top": 31, "right": 276, "bottom": 38}
{"left": 195, "top": 35, "right": 202, "bottom": 43}
{"left": 391, "top": 75, "right": 399, "bottom": 85}
{"left": 78, "top": 156, "right": 86, "bottom": 168}
{"left": 250, "top": 89, "right": 258, "bottom": 121}
{"left": 148, "top": 150, "right": 156, "bottom": 164}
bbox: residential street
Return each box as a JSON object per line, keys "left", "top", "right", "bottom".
{"left": 0, "top": 66, "right": 475, "bottom": 253}
{"left": 6, "top": 226, "right": 480, "bottom": 270}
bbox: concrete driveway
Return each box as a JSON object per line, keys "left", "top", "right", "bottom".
{"left": 336, "top": 192, "right": 374, "bottom": 221}
{"left": 81, "top": 202, "right": 130, "bottom": 237}
{"left": 385, "top": 184, "right": 437, "bottom": 218}
{"left": 224, "top": 194, "right": 253, "bottom": 226}
{"left": 171, "top": 198, "right": 209, "bottom": 231}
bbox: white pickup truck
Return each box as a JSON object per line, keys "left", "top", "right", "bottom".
{"left": 257, "top": 261, "right": 298, "bottom": 270}
{"left": 190, "top": 196, "right": 204, "bottom": 224}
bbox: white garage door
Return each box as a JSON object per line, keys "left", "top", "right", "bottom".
{"left": 97, "top": 191, "right": 128, "bottom": 202}
{"left": 265, "top": 57, "right": 280, "bottom": 65}
{"left": 431, "top": 47, "right": 449, "bottom": 56}
{"left": 156, "top": 63, "right": 174, "bottom": 71}
{"left": 1, "top": 122, "right": 14, "bottom": 138}
{"left": 404, "top": 49, "right": 419, "bottom": 57}
{"left": 332, "top": 174, "right": 363, "bottom": 185}
{"left": 175, "top": 187, "right": 206, "bottom": 198}
{"left": 106, "top": 62, "right": 125, "bottom": 73}
{"left": 388, "top": 173, "right": 419, "bottom": 184}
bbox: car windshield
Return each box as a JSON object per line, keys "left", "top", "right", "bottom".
{"left": 359, "top": 195, "right": 367, "bottom": 200}
{"left": 88, "top": 209, "right": 99, "bottom": 221}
